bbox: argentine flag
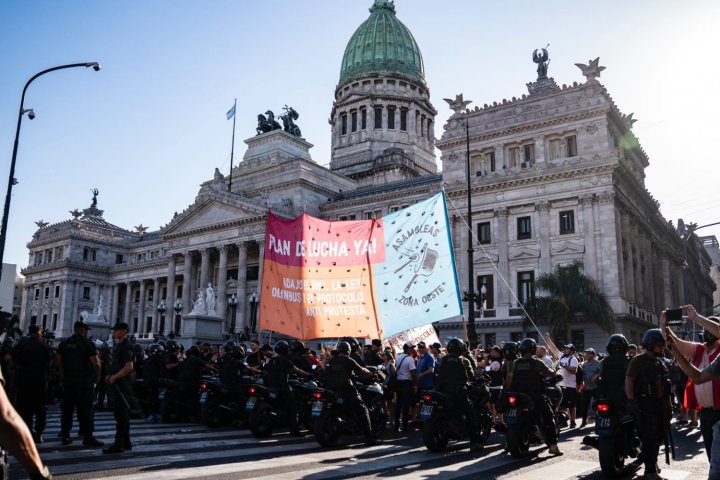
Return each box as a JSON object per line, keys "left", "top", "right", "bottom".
{"left": 226, "top": 103, "right": 236, "bottom": 120}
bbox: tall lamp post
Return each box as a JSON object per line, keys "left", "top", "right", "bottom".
{"left": 227, "top": 293, "right": 238, "bottom": 335}
{"left": 173, "top": 298, "right": 182, "bottom": 336}
{"left": 157, "top": 300, "right": 166, "bottom": 338}
{"left": 0, "top": 62, "right": 101, "bottom": 283}
{"left": 249, "top": 291, "right": 258, "bottom": 333}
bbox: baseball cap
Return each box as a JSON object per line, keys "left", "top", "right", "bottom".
{"left": 111, "top": 322, "right": 130, "bottom": 331}
{"left": 563, "top": 343, "right": 575, "bottom": 351}
{"left": 403, "top": 342, "right": 416, "bottom": 350}
{"left": 585, "top": 347, "right": 596, "bottom": 354}
{"left": 431, "top": 342, "right": 442, "bottom": 349}
{"left": 417, "top": 341, "right": 427, "bottom": 349}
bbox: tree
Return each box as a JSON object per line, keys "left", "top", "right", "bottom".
{"left": 524, "top": 261, "right": 614, "bottom": 341}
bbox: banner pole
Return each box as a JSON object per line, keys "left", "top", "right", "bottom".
{"left": 461, "top": 316, "right": 469, "bottom": 343}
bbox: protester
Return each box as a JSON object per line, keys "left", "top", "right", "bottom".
{"left": 393, "top": 343, "right": 417, "bottom": 432}
{"left": 580, "top": 348, "right": 600, "bottom": 427}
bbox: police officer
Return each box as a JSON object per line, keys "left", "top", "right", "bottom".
{"left": 264, "top": 341, "right": 311, "bottom": 437}
{"left": 163, "top": 340, "right": 181, "bottom": 380}
{"left": 220, "top": 346, "right": 259, "bottom": 397}
{"left": 56, "top": 321, "right": 103, "bottom": 447}
{"left": 11, "top": 325, "right": 50, "bottom": 444}
{"left": 435, "top": 337, "right": 482, "bottom": 450}
{"left": 324, "top": 341, "right": 380, "bottom": 445}
{"left": 142, "top": 343, "right": 166, "bottom": 422}
{"left": 510, "top": 338, "right": 562, "bottom": 456}
{"left": 103, "top": 322, "right": 134, "bottom": 454}
{"left": 501, "top": 341, "right": 518, "bottom": 389}
{"left": 341, "top": 337, "right": 367, "bottom": 367}
{"left": 597, "top": 334, "right": 630, "bottom": 404}
{"left": 288, "top": 340, "right": 312, "bottom": 371}
{"left": 625, "top": 329, "right": 671, "bottom": 480}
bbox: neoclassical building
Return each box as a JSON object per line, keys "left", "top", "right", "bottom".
{"left": 20, "top": 0, "right": 714, "bottom": 348}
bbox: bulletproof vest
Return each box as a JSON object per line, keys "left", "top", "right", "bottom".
{"left": 143, "top": 356, "right": 163, "bottom": 383}
{"left": 634, "top": 354, "right": 664, "bottom": 399}
{"left": 59, "top": 335, "right": 94, "bottom": 380}
{"left": 324, "top": 355, "right": 354, "bottom": 391}
{"left": 219, "top": 359, "right": 243, "bottom": 386}
{"left": 599, "top": 355, "right": 627, "bottom": 399}
{"left": 288, "top": 351, "right": 310, "bottom": 371}
{"left": 510, "top": 357, "right": 544, "bottom": 394}
{"left": 265, "top": 355, "right": 291, "bottom": 389}
{"left": 437, "top": 355, "right": 468, "bottom": 392}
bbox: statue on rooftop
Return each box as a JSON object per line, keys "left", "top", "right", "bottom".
{"left": 256, "top": 110, "right": 282, "bottom": 135}
{"left": 279, "top": 105, "right": 302, "bottom": 137}
{"left": 90, "top": 188, "right": 99, "bottom": 208}
{"left": 533, "top": 46, "right": 550, "bottom": 80}
{"left": 575, "top": 57, "right": 606, "bottom": 82}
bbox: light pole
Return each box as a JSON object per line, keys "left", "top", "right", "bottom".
{"left": 249, "top": 291, "right": 258, "bottom": 333}
{"left": 157, "top": 300, "right": 166, "bottom": 338}
{"left": 173, "top": 298, "right": 183, "bottom": 336}
{"left": 0, "top": 62, "right": 100, "bottom": 283}
{"left": 227, "top": 293, "right": 238, "bottom": 335}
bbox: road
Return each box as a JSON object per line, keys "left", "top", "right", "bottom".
{"left": 10, "top": 408, "right": 709, "bottom": 479}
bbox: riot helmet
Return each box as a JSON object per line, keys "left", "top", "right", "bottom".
{"left": 606, "top": 334, "right": 629, "bottom": 356}
{"left": 501, "top": 341, "right": 518, "bottom": 360}
{"left": 336, "top": 341, "right": 351, "bottom": 355}
{"left": 149, "top": 343, "right": 165, "bottom": 357}
{"left": 446, "top": 338, "right": 464, "bottom": 355}
{"left": 166, "top": 340, "right": 180, "bottom": 353}
{"left": 518, "top": 338, "right": 537, "bottom": 356}
{"left": 274, "top": 340, "right": 289, "bottom": 356}
{"left": 290, "top": 340, "right": 305, "bottom": 353}
{"left": 223, "top": 340, "right": 237, "bottom": 352}
{"left": 340, "top": 337, "right": 359, "bottom": 352}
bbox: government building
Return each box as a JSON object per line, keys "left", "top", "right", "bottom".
{"left": 19, "top": 0, "right": 716, "bottom": 348}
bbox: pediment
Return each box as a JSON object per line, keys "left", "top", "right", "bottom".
{"left": 551, "top": 241, "right": 585, "bottom": 255}
{"left": 475, "top": 251, "right": 499, "bottom": 263}
{"left": 509, "top": 247, "right": 540, "bottom": 260}
{"left": 164, "top": 197, "right": 265, "bottom": 236}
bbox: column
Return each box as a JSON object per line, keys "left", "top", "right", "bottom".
{"left": 138, "top": 280, "right": 146, "bottom": 334}
{"left": 235, "top": 243, "right": 247, "bottom": 333}
{"left": 536, "top": 201, "right": 551, "bottom": 272}
{"left": 123, "top": 281, "right": 132, "bottom": 324}
{"left": 182, "top": 251, "right": 192, "bottom": 315}
{"left": 152, "top": 278, "right": 160, "bottom": 334}
{"left": 111, "top": 283, "right": 119, "bottom": 324}
{"left": 579, "top": 194, "right": 597, "bottom": 280}
{"left": 217, "top": 245, "right": 228, "bottom": 319}
{"left": 199, "top": 248, "right": 210, "bottom": 292}
{"left": 621, "top": 215, "right": 635, "bottom": 305}
{"left": 495, "top": 208, "right": 510, "bottom": 308}
{"left": 166, "top": 255, "right": 176, "bottom": 335}
{"left": 72, "top": 281, "right": 81, "bottom": 324}
{"left": 19, "top": 286, "right": 30, "bottom": 332}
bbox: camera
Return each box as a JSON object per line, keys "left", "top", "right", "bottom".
{"left": 666, "top": 308, "right": 684, "bottom": 326}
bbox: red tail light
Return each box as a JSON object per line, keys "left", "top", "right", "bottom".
{"left": 423, "top": 394, "right": 432, "bottom": 402}
{"left": 597, "top": 403, "right": 611, "bottom": 413}
{"left": 508, "top": 396, "right": 517, "bottom": 406}
{"left": 200, "top": 383, "right": 207, "bottom": 390}
{"left": 248, "top": 386, "right": 256, "bottom": 394}
{"left": 313, "top": 392, "right": 322, "bottom": 399}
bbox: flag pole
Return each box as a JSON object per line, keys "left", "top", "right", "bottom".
{"left": 228, "top": 98, "right": 237, "bottom": 192}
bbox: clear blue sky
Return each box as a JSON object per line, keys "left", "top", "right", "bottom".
{"left": 1, "top": 0, "right": 718, "bottom": 271}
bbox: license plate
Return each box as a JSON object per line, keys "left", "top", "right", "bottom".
{"left": 159, "top": 389, "right": 165, "bottom": 400}
{"left": 311, "top": 400, "right": 324, "bottom": 417}
{"left": 505, "top": 408, "right": 517, "bottom": 425}
{"left": 419, "top": 404, "right": 433, "bottom": 420}
{"left": 199, "top": 391, "right": 208, "bottom": 405}
{"left": 245, "top": 397, "right": 257, "bottom": 411}
{"left": 596, "top": 416, "right": 613, "bottom": 436}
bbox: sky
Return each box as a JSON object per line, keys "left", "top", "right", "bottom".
{"left": 0, "top": 0, "right": 719, "bottom": 273}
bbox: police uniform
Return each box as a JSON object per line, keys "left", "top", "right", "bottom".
{"left": 265, "top": 354, "right": 302, "bottom": 434}
{"left": 57, "top": 331, "right": 99, "bottom": 443}
{"left": 324, "top": 354, "right": 373, "bottom": 438}
{"left": 598, "top": 355, "right": 629, "bottom": 404}
{"left": 109, "top": 336, "right": 134, "bottom": 450}
{"left": 12, "top": 334, "right": 50, "bottom": 441}
{"left": 436, "top": 353, "right": 479, "bottom": 443}
{"left": 510, "top": 356, "right": 558, "bottom": 446}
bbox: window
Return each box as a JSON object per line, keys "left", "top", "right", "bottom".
{"left": 360, "top": 108, "right": 367, "bottom": 129}
{"left": 523, "top": 144, "right": 534, "bottom": 165}
{"left": 420, "top": 116, "right": 426, "bottom": 137}
{"left": 134, "top": 290, "right": 140, "bottom": 302}
{"left": 511, "top": 332, "right": 523, "bottom": 342}
{"left": 571, "top": 329, "right": 585, "bottom": 351}
{"left": 559, "top": 210, "right": 575, "bottom": 234}
{"left": 351, "top": 111, "right": 357, "bottom": 132}
{"left": 341, "top": 114, "right": 347, "bottom": 135}
{"left": 477, "top": 274, "right": 494, "bottom": 309}
{"left": 477, "top": 222, "right": 491, "bottom": 244}
{"left": 484, "top": 333, "right": 496, "bottom": 348}
{"left": 83, "top": 286, "right": 91, "bottom": 299}
{"left": 488, "top": 151, "right": 496, "bottom": 172}
{"left": 363, "top": 209, "right": 382, "bottom": 220}
{"left": 176, "top": 285, "right": 183, "bottom": 299}
{"left": 46, "top": 250, "right": 53, "bottom": 263}
{"left": 44, "top": 287, "right": 50, "bottom": 299}
{"left": 338, "top": 214, "right": 356, "bottom": 221}
{"left": 54, "top": 285, "right": 60, "bottom": 298}
{"left": 566, "top": 135, "right": 577, "bottom": 157}
{"left": 517, "top": 270, "right": 535, "bottom": 306}
{"left": 387, "top": 106, "right": 396, "bottom": 129}
{"left": 52, "top": 313, "right": 58, "bottom": 331}
{"left": 400, "top": 108, "right": 407, "bottom": 131}
{"left": 30, "top": 315, "right": 37, "bottom": 326}
{"left": 116, "top": 254, "right": 124, "bottom": 264}
{"left": 148, "top": 288, "right": 154, "bottom": 302}
{"left": 42, "top": 314, "right": 47, "bottom": 330}
{"left": 517, "top": 216, "right": 532, "bottom": 240}
{"left": 549, "top": 138, "right": 561, "bottom": 160}
{"left": 374, "top": 107, "right": 383, "bottom": 129}
{"left": 34, "top": 288, "right": 40, "bottom": 300}
{"left": 509, "top": 147, "right": 521, "bottom": 168}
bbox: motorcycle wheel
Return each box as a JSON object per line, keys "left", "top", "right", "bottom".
{"left": 598, "top": 435, "right": 626, "bottom": 478}
{"left": 314, "top": 414, "right": 342, "bottom": 447}
{"left": 506, "top": 424, "right": 530, "bottom": 458}
{"left": 422, "top": 417, "right": 450, "bottom": 452}
{"left": 160, "top": 397, "right": 180, "bottom": 423}
{"left": 369, "top": 405, "right": 387, "bottom": 436}
{"left": 248, "top": 401, "right": 275, "bottom": 438}
{"left": 477, "top": 412, "right": 493, "bottom": 443}
{"left": 201, "top": 397, "right": 226, "bottom": 428}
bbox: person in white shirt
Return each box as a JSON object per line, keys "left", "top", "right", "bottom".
{"left": 393, "top": 343, "right": 417, "bottom": 432}
{"left": 544, "top": 333, "right": 579, "bottom": 428}
{"left": 536, "top": 345, "right": 554, "bottom": 368}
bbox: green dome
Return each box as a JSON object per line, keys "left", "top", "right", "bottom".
{"left": 339, "top": 0, "right": 425, "bottom": 85}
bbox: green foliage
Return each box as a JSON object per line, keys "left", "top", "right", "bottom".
{"left": 524, "top": 261, "right": 614, "bottom": 339}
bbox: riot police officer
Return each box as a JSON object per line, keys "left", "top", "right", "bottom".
{"left": 11, "top": 325, "right": 50, "bottom": 444}
{"left": 510, "top": 338, "right": 562, "bottom": 456}
{"left": 324, "top": 341, "right": 380, "bottom": 445}
{"left": 625, "top": 329, "right": 671, "bottom": 480}
{"left": 598, "top": 334, "right": 630, "bottom": 404}
{"left": 56, "top": 321, "right": 103, "bottom": 447}
{"left": 142, "top": 343, "right": 166, "bottom": 422}
{"left": 288, "top": 340, "right": 312, "bottom": 371}
{"left": 264, "top": 341, "right": 311, "bottom": 437}
{"left": 435, "top": 338, "right": 482, "bottom": 450}
{"left": 341, "top": 337, "right": 367, "bottom": 367}
{"left": 501, "top": 341, "right": 518, "bottom": 389}
{"left": 163, "top": 340, "right": 181, "bottom": 380}
{"left": 103, "top": 323, "right": 134, "bottom": 454}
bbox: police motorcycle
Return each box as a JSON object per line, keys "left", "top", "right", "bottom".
{"left": 198, "top": 371, "right": 256, "bottom": 428}
{"left": 417, "top": 370, "right": 493, "bottom": 452}
{"left": 158, "top": 372, "right": 215, "bottom": 422}
{"left": 245, "top": 372, "right": 320, "bottom": 437}
{"left": 311, "top": 366, "right": 387, "bottom": 447}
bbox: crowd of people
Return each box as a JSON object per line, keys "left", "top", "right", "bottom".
{"left": 0, "top": 304, "right": 719, "bottom": 479}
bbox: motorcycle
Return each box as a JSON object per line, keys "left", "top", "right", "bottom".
{"left": 585, "top": 398, "right": 641, "bottom": 477}
{"left": 245, "top": 376, "right": 320, "bottom": 437}
{"left": 158, "top": 374, "right": 213, "bottom": 423}
{"left": 418, "top": 376, "right": 493, "bottom": 452}
{"left": 199, "top": 373, "right": 256, "bottom": 428}
{"left": 311, "top": 371, "right": 387, "bottom": 447}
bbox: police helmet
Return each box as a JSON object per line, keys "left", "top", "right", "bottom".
{"left": 703, "top": 328, "right": 719, "bottom": 345}
{"left": 223, "top": 340, "right": 237, "bottom": 352}
{"left": 290, "top": 340, "right": 305, "bottom": 353}
{"left": 149, "top": 343, "right": 165, "bottom": 356}
{"left": 340, "top": 337, "right": 359, "bottom": 351}
{"left": 133, "top": 343, "right": 144, "bottom": 354}
{"left": 446, "top": 338, "right": 464, "bottom": 355}
{"left": 501, "top": 341, "right": 518, "bottom": 360}
{"left": 606, "top": 334, "right": 629, "bottom": 356}
{"left": 336, "top": 341, "right": 351, "bottom": 355}
{"left": 518, "top": 338, "right": 537, "bottom": 356}
{"left": 641, "top": 328, "right": 666, "bottom": 351}
{"left": 156, "top": 340, "right": 167, "bottom": 348}
{"left": 274, "top": 340, "right": 289, "bottom": 356}
{"left": 186, "top": 345, "right": 200, "bottom": 357}
{"left": 166, "top": 340, "right": 180, "bottom": 353}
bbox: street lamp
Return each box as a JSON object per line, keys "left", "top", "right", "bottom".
{"left": 173, "top": 298, "right": 183, "bottom": 336}
{"left": 227, "top": 293, "right": 238, "bottom": 334}
{"left": 157, "top": 300, "right": 167, "bottom": 337}
{"left": 0, "top": 62, "right": 101, "bottom": 283}
{"left": 249, "top": 291, "right": 258, "bottom": 333}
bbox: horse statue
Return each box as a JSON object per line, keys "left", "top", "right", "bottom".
{"left": 279, "top": 105, "right": 302, "bottom": 137}
{"left": 256, "top": 110, "right": 282, "bottom": 135}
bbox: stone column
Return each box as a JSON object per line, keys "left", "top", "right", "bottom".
{"left": 182, "top": 251, "right": 193, "bottom": 315}
{"left": 536, "top": 201, "right": 551, "bottom": 272}
{"left": 123, "top": 282, "right": 132, "bottom": 324}
{"left": 256, "top": 240, "right": 265, "bottom": 297}
{"left": 621, "top": 215, "right": 635, "bottom": 305}
{"left": 19, "top": 286, "right": 30, "bottom": 332}
{"left": 495, "top": 208, "right": 510, "bottom": 308}
{"left": 152, "top": 278, "right": 160, "bottom": 334}
{"left": 138, "top": 280, "right": 146, "bottom": 334}
{"left": 199, "top": 248, "right": 210, "bottom": 292}
{"left": 166, "top": 255, "right": 176, "bottom": 335}
{"left": 217, "top": 245, "right": 228, "bottom": 319}
{"left": 579, "top": 194, "right": 597, "bottom": 280}
{"left": 236, "top": 243, "right": 248, "bottom": 333}
{"left": 72, "top": 281, "right": 81, "bottom": 325}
